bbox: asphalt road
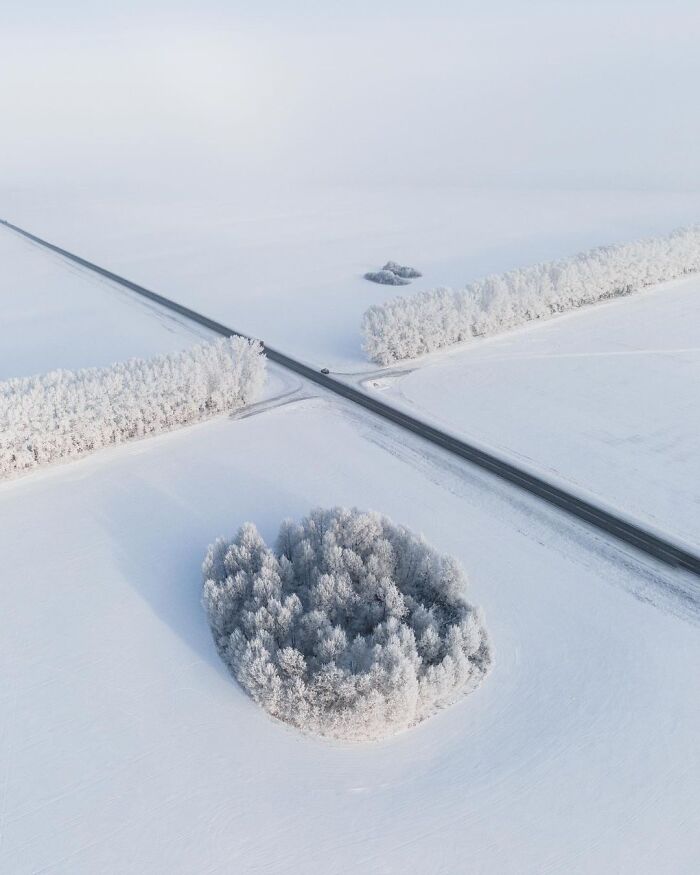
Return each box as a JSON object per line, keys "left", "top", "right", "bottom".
{"left": 3, "top": 217, "right": 699, "bottom": 577}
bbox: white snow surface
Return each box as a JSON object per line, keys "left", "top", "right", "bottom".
{"left": 374, "top": 273, "right": 700, "bottom": 550}
{"left": 1, "top": 398, "right": 698, "bottom": 874}
{"left": 0, "top": 226, "right": 212, "bottom": 380}
{"left": 5, "top": 186, "right": 700, "bottom": 370}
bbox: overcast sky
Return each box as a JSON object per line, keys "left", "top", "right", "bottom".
{"left": 2, "top": 1, "right": 700, "bottom": 193}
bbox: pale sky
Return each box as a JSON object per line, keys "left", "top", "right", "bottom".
{"left": 2, "top": 1, "right": 699, "bottom": 193}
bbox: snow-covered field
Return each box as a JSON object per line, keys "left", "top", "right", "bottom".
{"left": 1, "top": 397, "right": 698, "bottom": 874}
{"left": 2, "top": 192, "right": 698, "bottom": 873}
{"left": 374, "top": 273, "right": 700, "bottom": 550}
{"left": 6, "top": 187, "right": 700, "bottom": 369}
{"left": 4, "top": 1, "right": 699, "bottom": 868}
{"left": 0, "top": 227, "right": 213, "bottom": 381}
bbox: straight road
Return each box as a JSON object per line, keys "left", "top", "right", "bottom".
{"left": 3, "top": 217, "right": 699, "bottom": 577}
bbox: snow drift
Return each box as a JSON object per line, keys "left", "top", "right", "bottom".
{"left": 0, "top": 336, "right": 265, "bottom": 476}
{"left": 202, "top": 507, "right": 490, "bottom": 742}
{"left": 361, "top": 226, "right": 700, "bottom": 364}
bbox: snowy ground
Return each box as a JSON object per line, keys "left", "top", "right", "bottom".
{"left": 5, "top": 186, "right": 700, "bottom": 370}
{"left": 0, "top": 226, "right": 216, "bottom": 380}
{"left": 1, "top": 397, "right": 698, "bottom": 874}
{"left": 0, "top": 225, "right": 291, "bottom": 425}
{"left": 372, "top": 273, "right": 700, "bottom": 550}
{"left": 2, "top": 192, "right": 699, "bottom": 873}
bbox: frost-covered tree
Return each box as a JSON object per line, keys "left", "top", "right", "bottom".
{"left": 361, "top": 226, "right": 700, "bottom": 364}
{"left": 382, "top": 261, "right": 422, "bottom": 279}
{"left": 364, "top": 270, "right": 411, "bottom": 286}
{"left": 202, "top": 507, "right": 491, "bottom": 741}
{"left": 0, "top": 337, "right": 265, "bottom": 477}
{"left": 365, "top": 261, "right": 422, "bottom": 285}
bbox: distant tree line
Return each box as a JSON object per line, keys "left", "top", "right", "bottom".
{"left": 362, "top": 226, "right": 700, "bottom": 364}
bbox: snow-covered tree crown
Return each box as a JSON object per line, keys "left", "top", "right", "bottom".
{"left": 202, "top": 507, "right": 490, "bottom": 742}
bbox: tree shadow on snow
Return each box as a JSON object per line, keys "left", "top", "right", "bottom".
{"left": 94, "top": 460, "right": 307, "bottom": 681}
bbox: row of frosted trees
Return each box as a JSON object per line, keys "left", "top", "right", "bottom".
{"left": 0, "top": 337, "right": 265, "bottom": 477}
{"left": 362, "top": 226, "right": 700, "bottom": 364}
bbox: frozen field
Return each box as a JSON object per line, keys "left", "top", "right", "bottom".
{"left": 0, "top": 226, "right": 210, "bottom": 380}
{"left": 1, "top": 397, "right": 697, "bottom": 874}
{"left": 4, "top": 2, "right": 699, "bottom": 870}
{"left": 5, "top": 187, "right": 700, "bottom": 370}
{"left": 376, "top": 273, "right": 700, "bottom": 550}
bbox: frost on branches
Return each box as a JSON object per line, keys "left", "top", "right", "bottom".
{"left": 364, "top": 261, "right": 422, "bottom": 285}
{"left": 0, "top": 337, "right": 265, "bottom": 477}
{"left": 362, "top": 226, "right": 700, "bottom": 364}
{"left": 382, "top": 261, "right": 422, "bottom": 279}
{"left": 364, "top": 269, "right": 410, "bottom": 286}
{"left": 202, "top": 507, "right": 491, "bottom": 742}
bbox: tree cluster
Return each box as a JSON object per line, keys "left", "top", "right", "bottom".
{"left": 0, "top": 337, "right": 265, "bottom": 476}
{"left": 364, "top": 269, "right": 410, "bottom": 286}
{"left": 361, "top": 226, "right": 700, "bottom": 364}
{"left": 382, "top": 261, "right": 422, "bottom": 279}
{"left": 365, "top": 261, "right": 422, "bottom": 285}
{"left": 202, "top": 507, "right": 490, "bottom": 741}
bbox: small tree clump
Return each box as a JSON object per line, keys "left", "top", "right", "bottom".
{"left": 364, "top": 269, "right": 411, "bottom": 286}
{"left": 383, "top": 261, "right": 422, "bottom": 279}
{"left": 203, "top": 507, "right": 491, "bottom": 741}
